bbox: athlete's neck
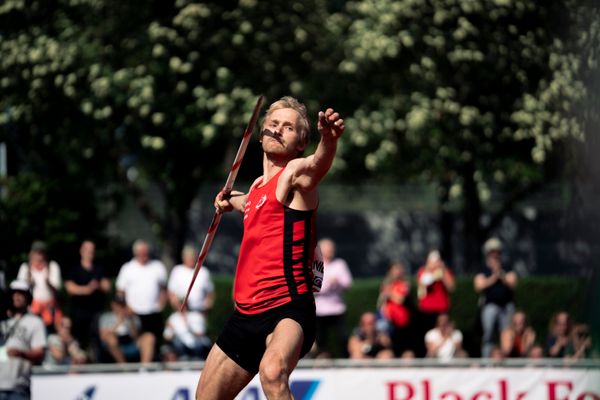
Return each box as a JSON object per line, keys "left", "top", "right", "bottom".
{"left": 262, "top": 153, "right": 289, "bottom": 181}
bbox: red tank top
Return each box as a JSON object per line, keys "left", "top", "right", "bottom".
{"left": 234, "top": 167, "right": 316, "bottom": 314}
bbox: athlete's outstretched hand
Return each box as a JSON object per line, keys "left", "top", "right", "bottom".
{"left": 318, "top": 108, "right": 345, "bottom": 140}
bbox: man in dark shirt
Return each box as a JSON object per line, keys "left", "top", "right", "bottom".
{"left": 474, "top": 237, "right": 518, "bottom": 358}
{"left": 65, "top": 240, "right": 111, "bottom": 350}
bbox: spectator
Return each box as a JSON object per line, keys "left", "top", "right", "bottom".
{"left": 44, "top": 317, "right": 86, "bottom": 366}
{"left": 17, "top": 241, "right": 63, "bottom": 333}
{"left": 115, "top": 240, "right": 167, "bottom": 362}
{"left": 167, "top": 245, "right": 214, "bottom": 313}
{"left": 314, "top": 238, "right": 353, "bottom": 357}
{"left": 347, "top": 312, "right": 394, "bottom": 359}
{"left": 489, "top": 346, "right": 505, "bottom": 363}
{"left": 528, "top": 344, "right": 544, "bottom": 359}
{"left": 163, "top": 311, "right": 211, "bottom": 361}
{"left": 545, "top": 311, "right": 572, "bottom": 358}
{"left": 98, "top": 294, "right": 154, "bottom": 363}
{"left": 417, "top": 250, "right": 455, "bottom": 332}
{"left": 416, "top": 250, "right": 455, "bottom": 357}
{"left": 424, "top": 313, "right": 465, "bottom": 361}
{"left": 566, "top": 323, "right": 595, "bottom": 360}
{"left": 0, "top": 281, "right": 46, "bottom": 399}
{"left": 64, "top": 240, "right": 111, "bottom": 350}
{"left": 500, "top": 310, "right": 536, "bottom": 357}
{"left": 378, "top": 261, "right": 413, "bottom": 356}
{"left": 474, "top": 237, "right": 517, "bottom": 357}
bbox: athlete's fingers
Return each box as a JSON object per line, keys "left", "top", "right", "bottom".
{"left": 328, "top": 112, "right": 340, "bottom": 123}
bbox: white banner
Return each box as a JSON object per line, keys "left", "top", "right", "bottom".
{"left": 33, "top": 367, "right": 600, "bottom": 400}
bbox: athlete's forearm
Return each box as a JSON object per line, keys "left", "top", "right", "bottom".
{"left": 228, "top": 192, "right": 247, "bottom": 213}
{"left": 310, "top": 134, "right": 338, "bottom": 180}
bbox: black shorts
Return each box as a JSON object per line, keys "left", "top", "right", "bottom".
{"left": 137, "top": 312, "right": 163, "bottom": 339}
{"left": 216, "top": 294, "right": 316, "bottom": 374}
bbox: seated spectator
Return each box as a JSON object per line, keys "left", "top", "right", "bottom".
{"left": 167, "top": 245, "right": 214, "bottom": 313}
{"left": 163, "top": 311, "right": 211, "bottom": 361}
{"left": 116, "top": 239, "right": 167, "bottom": 362}
{"left": 65, "top": 240, "right": 111, "bottom": 350}
{"left": 489, "top": 346, "right": 505, "bottom": 363}
{"left": 424, "top": 313, "right": 465, "bottom": 361}
{"left": 17, "top": 241, "right": 63, "bottom": 333}
{"left": 566, "top": 323, "right": 595, "bottom": 360}
{"left": 500, "top": 310, "right": 536, "bottom": 357}
{"left": 545, "top": 311, "right": 572, "bottom": 358}
{"left": 98, "top": 294, "right": 155, "bottom": 363}
{"left": 378, "top": 262, "right": 413, "bottom": 356}
{"left": 348, "top": 312, "right": 394, "bottom": 359}
{"left": 528, "top": 344, "right": 544, "bottom": 359}
{"left": 417, "top": 250, "right": 455, "bottom": 333}
{"left": 45, "top": 317, "right": 86, "bottom": 366}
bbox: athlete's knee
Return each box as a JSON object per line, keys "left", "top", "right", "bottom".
{"left": 259, "top": 355, "right": 290, "bottom": 395}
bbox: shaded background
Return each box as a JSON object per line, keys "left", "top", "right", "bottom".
{"left": 1, "top": 0, "right": 598, "bottom": 346}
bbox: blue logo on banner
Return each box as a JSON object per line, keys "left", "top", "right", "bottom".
{"left": 76, "top": 386, "right": 96, "bottom": 400}
{"left": 290, "top": 380, "right": 320, "bottom": 400}
{"left": 239, "top": 380, "right": 320, "bottom": 400}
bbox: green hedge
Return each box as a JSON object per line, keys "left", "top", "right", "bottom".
{"left": 206, "top": 275, "right": 590, "bottom": 356}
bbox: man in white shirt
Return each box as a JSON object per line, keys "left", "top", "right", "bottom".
{"left": 116, "top": 239, "right": 167, "bottom": 362}
{"left": 167, "top": 245, "right": 215, "bottom": 313}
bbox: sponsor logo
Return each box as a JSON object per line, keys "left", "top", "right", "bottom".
{"left": 255, "top": 194, "right": 267, "bottom": 209}
{"left": 239, "top": 380, "right": 320, "bottom": 400}
{"left": 386, "top": 379, "right": 600, "bottom": 400}
{"left": 76, "top": 386, "right": 96, "bottom": 400}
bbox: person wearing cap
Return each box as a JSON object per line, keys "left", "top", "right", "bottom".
{"left": 0, "top": 281, "right": 47, "bottom": 399}
{"left": 474, "top": 237, "right": 518, "bottom": 358}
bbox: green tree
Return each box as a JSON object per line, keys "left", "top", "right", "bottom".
{"left": 0, "top": 0, "right": 340, "bottom": 266}
{"left": 336, "top": 0, "right": 599, "bottom": 270}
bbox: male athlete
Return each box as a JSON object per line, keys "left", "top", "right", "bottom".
{"left": 196, "top": 97, "right": 345, "bottom": 400}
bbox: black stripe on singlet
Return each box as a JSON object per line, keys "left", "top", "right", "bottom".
{"left": 283, "top": 206, "right": 314, "bottom": 299}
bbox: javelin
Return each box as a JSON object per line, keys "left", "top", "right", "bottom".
{"left": 181, "top": 95, "right": 265, "bottom": 311}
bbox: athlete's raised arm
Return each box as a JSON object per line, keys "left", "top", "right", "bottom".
{"left": 290, "top": 108, "right": 345, "bottom": 192}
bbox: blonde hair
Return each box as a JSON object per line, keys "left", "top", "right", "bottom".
{"left": 264, "top": 96, "right": 310, "bottom": 149}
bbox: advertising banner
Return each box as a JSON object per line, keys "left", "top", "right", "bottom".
{"left": 33, "top": 367, "right": 600, "bottom": 400}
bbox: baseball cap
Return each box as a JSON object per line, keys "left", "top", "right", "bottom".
{"left": 483, "top": 237, "right": 503, "bottom": 254}
{"left": 9, "top": 280, "right": 30, "bottom": 292}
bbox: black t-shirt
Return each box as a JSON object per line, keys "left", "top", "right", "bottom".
{"left": 479, "top": 264, "right": 514, "bottom": 306}
{"left": 66, "top": 263, "right": 107, "bottom": 315}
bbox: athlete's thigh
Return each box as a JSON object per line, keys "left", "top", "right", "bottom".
{"left": 262, "top": 318, "right": 305, "bottom": 371}
{"left": 196, "top": 344, "right": 254, "bottom": 400}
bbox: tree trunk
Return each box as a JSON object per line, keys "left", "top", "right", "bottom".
{"left": 438, "top": 175, "right": 455, "bottom": 270}
{"left": 461, "top": 161, "right": 483, "bottom": 273}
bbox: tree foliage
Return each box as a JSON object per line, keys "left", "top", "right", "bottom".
{"left": 335, "top": 0, "right": 599, "bottom": 269}
{"left": 0, "top": 0, "right": 597, "bottom": 271}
